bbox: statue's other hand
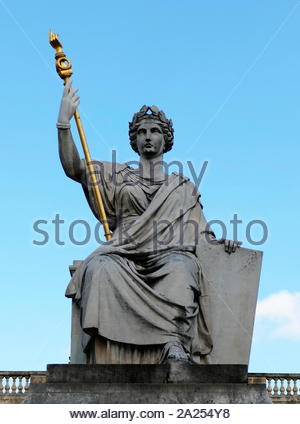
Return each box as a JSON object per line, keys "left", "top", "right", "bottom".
{"left": 218, "top": 239, "right": 242, "bottom": 254}
{"left": 57, "top": 79, "right": 80, "bottom": 125}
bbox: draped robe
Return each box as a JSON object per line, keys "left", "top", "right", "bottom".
{"left": 66, "top": 161, "right": 213, "bottom": 362}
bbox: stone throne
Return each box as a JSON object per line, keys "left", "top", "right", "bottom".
{"left": 68, "top": 241, "right": 263, "bottom": 367}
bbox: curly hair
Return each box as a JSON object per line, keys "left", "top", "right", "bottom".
{"left": 129, "top": 105, "right": 174, "bottom": 154}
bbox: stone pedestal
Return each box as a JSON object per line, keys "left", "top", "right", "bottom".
{"left": 24, "top": 364, "right": 271, "bottom": 404}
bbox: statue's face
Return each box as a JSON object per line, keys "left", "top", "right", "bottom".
{"left": 136, "top": 119, "right": 165, "bottom": 158}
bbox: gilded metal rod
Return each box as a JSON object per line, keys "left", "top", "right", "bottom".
{"left": 49, "top": 31, "right": 112, "bottom": 240}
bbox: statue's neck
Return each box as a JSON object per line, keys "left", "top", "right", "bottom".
{"left": 138, "top": 155, "right": 165, "bottom": 181}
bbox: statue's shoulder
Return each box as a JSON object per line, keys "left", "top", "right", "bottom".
{"left": 171, "top": 171, "right": 197, "bottom": 189}
{"left": 171, "top": 171, "right": 190, "bottom": 182}
{"left": 172, "top": 171, "right": 202, "bottom": 201}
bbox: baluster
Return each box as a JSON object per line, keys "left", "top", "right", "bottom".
{"left": 24, "top": 376, "right": 30, "bottom": 392}
{"left": 273, "top": 378, "right": 279, "bottom": 397}
{"left": 267, "top": 377, "right": 273, "bottom": 397}
{"left": 0, "top": 376, "right": 3, "bottom": 394}
{"left": 293, "top": 378, "right": 298, "bottom": 396}
{"left": 11, "top": 376, "right": 17, "bottom": 393}
{"left": 286, "top": 378, "right": 291, "bottom": 396}
{"left": 4, "top": 377, "right": 10, "bottom": 394}
{"left": 18, "top": 376, "right": 24, "bottom": 394}
{"left": 280, "top": 378, "right": 285, "bottom": 397}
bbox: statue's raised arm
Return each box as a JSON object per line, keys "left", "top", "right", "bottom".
{"left": 57, "top": 79, "right": 85, "bottom": 182}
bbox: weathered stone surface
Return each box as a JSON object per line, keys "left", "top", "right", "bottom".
{"left": 24, "top": 382, "right": 271, "bottom": 404}
{"left": 0, "top": 395, "right": 26, "bottom": 404}
{"left": 197, "top": 241, "right": 262, "bottom": 365}
{"left": 24, "top": 364, "right": 271, "bottom": 404}
{"left": 47, "top": 363, "right": 248, "bottom": 384}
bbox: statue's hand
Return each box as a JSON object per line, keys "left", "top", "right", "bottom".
{"left": 218, "top": 239, "right": 242, "bottom": 254}
{"left": 57, "top": 79, "right": 80, "bottom": 125}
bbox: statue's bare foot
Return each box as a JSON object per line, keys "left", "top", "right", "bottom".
{"left": 166, "top": 344, "right": 191, "bottom": 362}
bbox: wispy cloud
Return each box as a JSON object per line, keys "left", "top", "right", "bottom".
{"left": 256, "top": 291, "right": 300, "bottom": 340}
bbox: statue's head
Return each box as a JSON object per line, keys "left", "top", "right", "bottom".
{"left": 129, "top": 105, "right": 174, "bottom": 154}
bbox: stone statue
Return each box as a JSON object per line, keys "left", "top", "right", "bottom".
{"left": 57, "top": 80, "right": 240, "bottom": 364}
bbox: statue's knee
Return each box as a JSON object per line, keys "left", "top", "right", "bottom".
{"left": 87, "top": 256, "right": 114, "bottom": 281}
{"left": 95, "top": 257, "right": 115, "bottom": 276}
{"left": 168, "top": 254, "right": 197, "bottom": 276}
{"left": 169, "top": 254, "right": 190, "bottom": 269}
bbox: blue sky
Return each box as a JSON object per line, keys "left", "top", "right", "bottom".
{"left": 0, "top": 0, "right": 299, "bottom": 372}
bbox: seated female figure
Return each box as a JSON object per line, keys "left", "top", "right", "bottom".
{"left": 57, "top": 81, "right": 239, "bottom": 363}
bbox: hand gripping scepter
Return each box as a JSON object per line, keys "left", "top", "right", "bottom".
{"left": 49, "top": 31, "right": 112, "bottom": 241}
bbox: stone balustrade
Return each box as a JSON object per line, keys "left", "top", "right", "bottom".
{"left": 1, "top": 370, "right": 299, "bottom": 403}
{"left": 0, "top": 372, "right": 46, "bottom": 404}
{"left": 248, "top": 373, "right": 300, "bottom": 403}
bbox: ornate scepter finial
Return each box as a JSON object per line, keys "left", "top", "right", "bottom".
{"left": 49, "top": 31, "right": 73, "bottom": 82}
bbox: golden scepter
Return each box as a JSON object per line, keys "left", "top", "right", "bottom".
{"left": 49, "top": 31, "right": 112, "bottom": 241}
